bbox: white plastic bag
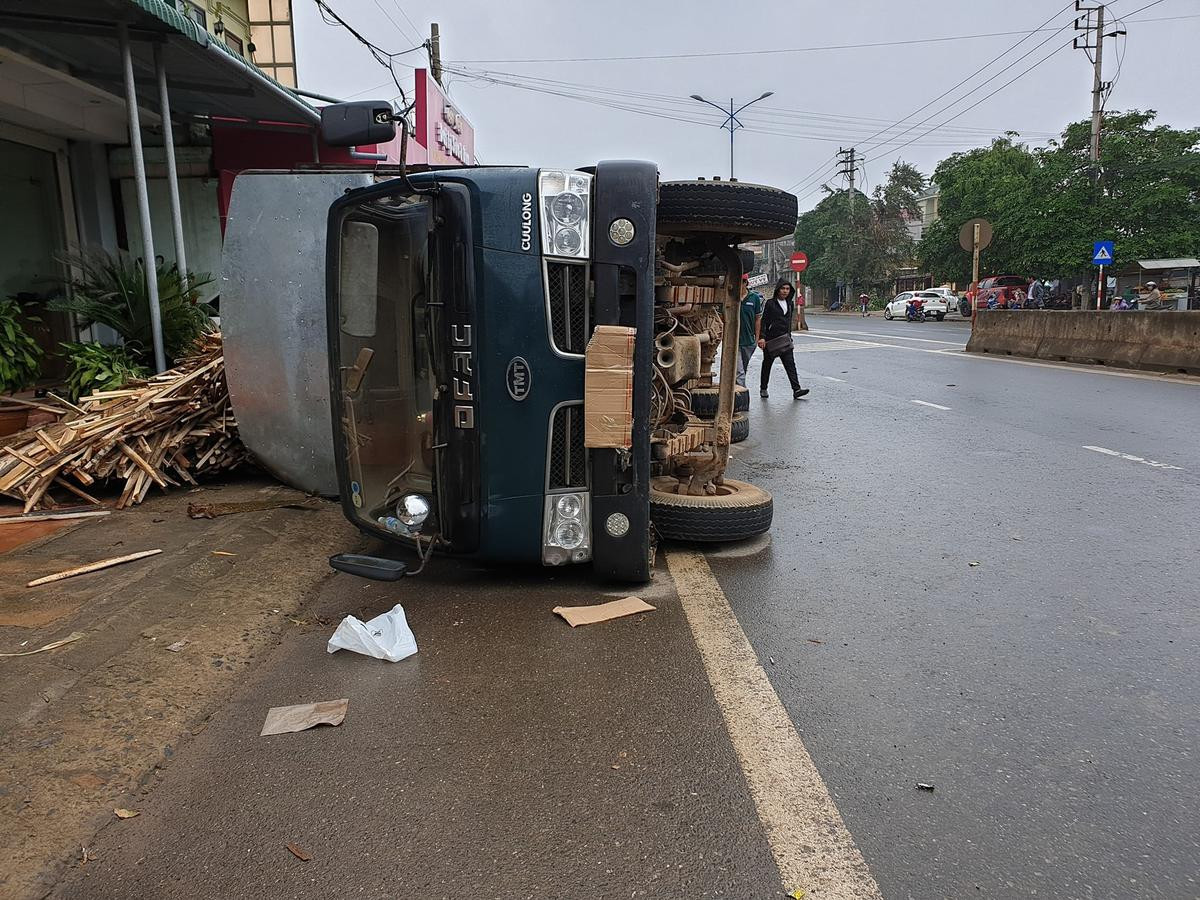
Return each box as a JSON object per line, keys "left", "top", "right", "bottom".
{"left": 326, "top": 603, "right": 418, "bottom": 662}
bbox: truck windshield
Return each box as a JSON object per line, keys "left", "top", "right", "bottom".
{"left": 334, "top": 195, "right": 436, "bottom": 533}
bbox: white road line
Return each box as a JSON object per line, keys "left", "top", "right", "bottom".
{"left": 824, "top": 376, "right": 847, "bottom": 382}
{"left": 792, "top": 339, "right": 884, "bottom": 353}
{"left": 805, "top": 333, "right": 1200, "bottom": 384}
{"left": 910, "top": 399, "right": 952, "bottom": 410}
{"left": 1082, "top": 445, "right": 1183, "bottom": 471}
{"left": 665, "top": 550, "right": 882, "bottom": 900}
{"left": 797, "top": 333, "right": 951, "bottom": 356}
{"left": 810, "top": 329, "right": 966, "bottom": 346}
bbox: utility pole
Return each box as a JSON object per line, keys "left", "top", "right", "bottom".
{"left": 836, "top": 147, "right": 858, "bottom": 211}
{"left": 1074, "top": 3, "right": 1124, "bottom": 309}
{"left": 836, "top": 147, "right": 858, "bottom": 304}
{"left": 1073, "top": 3, "right": 1124, "bottom": 182}
{"left": 429, "top": 23, "right": 443, "bottom": 85}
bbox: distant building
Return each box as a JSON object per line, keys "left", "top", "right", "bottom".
{"left": 906, "top": 183, "right": 940, "bottom": 242}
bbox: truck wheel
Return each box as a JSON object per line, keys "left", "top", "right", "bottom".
{"left": 658, "top": 181, "right": 798, "bottom": 242}
{"left": 731, "top": 413, "right": 750, "bottom": 443}
{"left": 650, "top": 477, "right": 773, "bottom": 542}
{"left": 691, "top": 385, "right": 749, "bottom": 417}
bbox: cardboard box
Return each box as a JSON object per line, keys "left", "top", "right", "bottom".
{"left": 584, "top": 325, "right": 636, "bottom": 448}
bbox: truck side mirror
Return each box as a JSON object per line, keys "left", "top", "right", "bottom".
{"left": 320, "top": 101, "right": 396, "bottom": 147}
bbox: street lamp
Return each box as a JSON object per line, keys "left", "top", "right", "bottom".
{"left": 690, "top": 91, "right": 773, "bottom": 180}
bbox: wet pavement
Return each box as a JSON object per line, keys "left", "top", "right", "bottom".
{"left": 718, "top": 315, "right": 1200, "bottom": 899}
{"left": 20, "top": 316, "right": 1200, "bottom": 899}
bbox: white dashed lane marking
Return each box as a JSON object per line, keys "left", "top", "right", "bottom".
{"left": 1083, "top": 445, "right": 1183, "bottom": 471}
{"left": 910, "top": 399, "right": 952, "bottom": 410}
{"left": 666, "top": 550, "right": 882, "bottom": 899}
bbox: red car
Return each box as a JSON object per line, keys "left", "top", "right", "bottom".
{"left": 968, "top": 275, "right": 1033, "bottom": 313}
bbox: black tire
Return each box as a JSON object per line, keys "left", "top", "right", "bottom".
{"left": 731, "top": 412, "right": 749, "bottom": 443}
{"left": 691, "top": 385, "right": 749, "bottom": 417}
{"left": 883, "top": 309, "right": 894, "bottom": 320}
{"left": 658, "top": 181, "right": 798, "bottom": 242}
{"left": 650, "top": 477, "right": 773, "bottom": 542}
{"left": 936, "top": 313, "right": 946, "bottom": 321}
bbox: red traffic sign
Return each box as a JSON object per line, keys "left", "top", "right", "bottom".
{"left": 790, "top": 251, "right": 809, "bottom": 273}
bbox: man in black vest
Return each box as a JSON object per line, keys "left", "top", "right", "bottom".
{"left": 755, "top": 279, "right": 810, "bottom": 400}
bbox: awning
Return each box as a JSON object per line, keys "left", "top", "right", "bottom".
{"left": 1138, "top": 258, "right": 1200, "bottom": 269}
{"left": 0, "top": 0, "right": 317, "bottom": 128}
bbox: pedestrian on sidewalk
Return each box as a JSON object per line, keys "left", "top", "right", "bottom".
{"left": 795, "top": 287, "right": 809, "bottom": 331}
{"left": 736, "top": 274, "right": 763, "bottom": 387}
{"left": 859, "top": 293, "right": 871, "bottom": 317}
{"left": 756, "top": 279, "right": 809, "bottom": 400}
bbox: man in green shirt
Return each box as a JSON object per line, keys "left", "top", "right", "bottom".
{"left": 736, "top": 275, "right": 764, "bottom": 386}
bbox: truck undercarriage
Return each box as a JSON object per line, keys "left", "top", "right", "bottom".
{"left": 643, "top": 180, "right": 797, "bottom": 542}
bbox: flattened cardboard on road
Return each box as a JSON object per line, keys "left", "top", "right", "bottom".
{"left": 554, "top": 596, "right": 655, "bottom": 627}
{"left": 260, "top": 699, "right": 349, "bottom": 736}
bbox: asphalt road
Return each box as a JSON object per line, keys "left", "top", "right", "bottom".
{"left": 50, "top": 314, "right": 1199, "bottom": 899}
{"left": 721, "top": 314, "right": 1200, "bottom": 899}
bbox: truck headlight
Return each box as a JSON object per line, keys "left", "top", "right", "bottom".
{"left": 538, "top": 170, "right": 592, "bottom": 260}
{"left": 543, "top": 491, "right": 591, "bottom": 565}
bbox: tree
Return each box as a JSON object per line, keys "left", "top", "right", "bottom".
{"left": 793, "top": 162, "right": 925, "bottom": 296}
{"left": 917, "top": 111, "right": 1200, "bottom": 283}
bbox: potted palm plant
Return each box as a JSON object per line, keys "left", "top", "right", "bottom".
{"left": 51, "top": 251, "right": 214, "bottom": 368}
{"left": 0, "top": 296, "right": 44, "bottom": 435}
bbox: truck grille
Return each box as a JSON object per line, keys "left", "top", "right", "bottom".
{"left": 547, "top": 403, "right": 587, "bottom": 490}
{"left": 546, "top": 261, "right": 589, "bottom": 355}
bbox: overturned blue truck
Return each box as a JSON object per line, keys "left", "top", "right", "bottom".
{"left": 223, "top": 100, "right": 797, "bottom": 583}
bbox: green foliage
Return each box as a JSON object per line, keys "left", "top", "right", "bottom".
{"left": 917, "top": 111, "right": 1200, "bottom": 282}
{"left": 0, "top": 296, "right": 44, "bottom": 395}
{"left": 793, "top": 162, "right": 926, "bottom": 294}
{"left": 58, "top": 341, "right": 149, "bottom": 401}
{"left": 51, "top": 251, "right": 215, "bottom": 366}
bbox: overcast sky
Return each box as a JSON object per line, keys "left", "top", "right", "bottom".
{"left": 294, "top": 0, "right": 1199, "bottom": 210}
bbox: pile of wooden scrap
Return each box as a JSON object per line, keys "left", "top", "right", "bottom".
{"left": 0, "top": 332, "right": 248, "bottom": 513}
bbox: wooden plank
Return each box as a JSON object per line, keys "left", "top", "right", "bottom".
{"left": 35, "top": 430, "right": 62, "bottom": 454}
{"left": 0, "top": 509, "right": 109, "bottom": 524}
{"left": 45, "top": 392, "right": 85, "bottom": 414}
{"left": 26, "top": 548, "right": 162, "bottom": 587}
{"left": 117, "top": 442, "right": 167, "bottom": 488}
{"left": 53, "top": 477, "right": 103, "bottom": 506}
{"left": 0, "top": 396, "right": 66, "bottom": 414}
{"left": 3, "top": 445, "right": 43, "bottom": 469}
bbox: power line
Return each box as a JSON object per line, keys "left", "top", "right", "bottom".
{"left": 786, "top": 1, "right": 1078, "bottom": 197}
{"left": 857, "top": 9, "right": 1088, "bottom": 164}
{"left": 391, "top": 1, "right": 424, "bottom": 44}
{"left": 370, "top": 0, "right": 419, "bottom": 46}
{"left": 314, "top": 0, "right": 426, "bottom": 108}
{"left": 442, "top": 64, "right": 1024, "bottom": 150}
{"left": 449, "top": 25, "right": 1092, "bottom": 64}
{"left": 863, "top": 36, "right": 1078, "bottom": 165}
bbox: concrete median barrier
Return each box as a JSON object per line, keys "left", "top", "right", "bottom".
{"left": 967, "top": 311, "right": 1200, "bottom": 375}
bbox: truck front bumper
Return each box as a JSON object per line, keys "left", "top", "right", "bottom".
{"left": 587, "top": 160, "right": 658, "bottom": 583}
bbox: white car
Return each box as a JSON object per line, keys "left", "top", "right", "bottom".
{"left": 883, "top": 290, "right": 949, "bottom": 321}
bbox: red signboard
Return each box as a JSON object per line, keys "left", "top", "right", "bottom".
{"left": 415, "top": 68, "right": 476, "bottom": 167}
{"left": 790, "top": 251, "right": 809, "bottom": 273}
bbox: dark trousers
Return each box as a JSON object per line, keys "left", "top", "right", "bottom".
{"left": 761, "top": 347, "right": 801, "bottom": 392}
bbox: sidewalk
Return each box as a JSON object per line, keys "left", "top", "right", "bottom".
{"left": 44, "top": 552, "right": 783, "bottom": 899}
{"left": 0, "top": 477, "right": 357, "bottom": 898}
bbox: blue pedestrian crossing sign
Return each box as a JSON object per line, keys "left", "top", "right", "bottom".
{"left": 1092, "top": 241, "right": 1114, "bottom": 265}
